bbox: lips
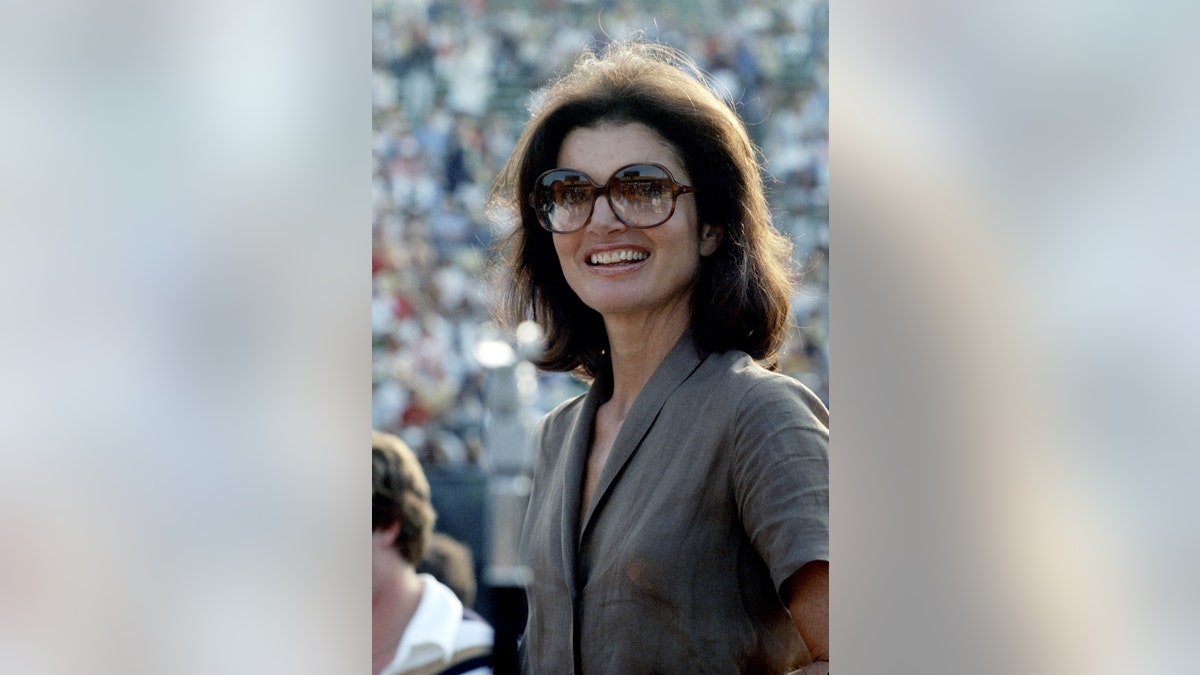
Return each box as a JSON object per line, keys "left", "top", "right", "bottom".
{"left": 587, "top": 248, "right": 649, "bottom": 266}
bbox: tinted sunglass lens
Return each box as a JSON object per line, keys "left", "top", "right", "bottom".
{"left": 611, "top": 166, "right": 672, "bottom": 226}
{"left": 537, "top": 172, "right": 592, "bottom": 232}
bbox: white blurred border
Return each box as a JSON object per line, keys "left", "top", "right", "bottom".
{"left": 0, "top": 0, "right": 370, "bottom": 673}
{"left": 834, "top": 0, "right": 1200, "bottom": 672}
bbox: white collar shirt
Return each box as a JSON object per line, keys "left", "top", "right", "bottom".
{"left": 380, "top": 574, "right": 492, "bottom": 675}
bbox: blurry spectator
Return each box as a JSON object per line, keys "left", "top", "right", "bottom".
{"left": 417, "top": 532, "right": 479, "bottom": 609}
{"left": 373, "top": 430, "right": 493, "bottom": 675}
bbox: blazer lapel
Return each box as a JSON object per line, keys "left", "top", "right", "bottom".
{"left": 559, "top": 378, "right": 608, "bottom": 596}
{"left": 578, "top": 330, "right": 706, "bottom": 540}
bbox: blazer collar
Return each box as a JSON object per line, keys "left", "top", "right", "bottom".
{"left": 560, "top": 329, "right": 708, "bottom": 562}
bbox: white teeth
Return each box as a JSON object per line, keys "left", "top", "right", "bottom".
{"left": 589, "top": 249, "right": 648, "bottom": 265}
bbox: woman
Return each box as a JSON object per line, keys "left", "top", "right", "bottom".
{"left": 490, "top": 41, "right": 829, "bottom": 674}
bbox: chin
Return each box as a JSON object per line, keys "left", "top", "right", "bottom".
{"left": 579, "top": 294, "right": 642, "bottom": 316}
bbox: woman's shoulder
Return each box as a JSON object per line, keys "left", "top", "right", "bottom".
{"left": 531, "top": 388, "right": 590, "bottom": 447}
{"left": 539, "top": 389, "right": 588, "bottom": 425}
{"left": 701, "top": 350, "right": 829, "bottom": 432}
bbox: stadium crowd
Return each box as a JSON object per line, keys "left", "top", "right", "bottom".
{"left": 371, "top": 0, "right": 828, "bottom": 468}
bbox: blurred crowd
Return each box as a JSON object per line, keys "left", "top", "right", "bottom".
{"left": 372, "top": 0, "right": 828, "bottom": 467}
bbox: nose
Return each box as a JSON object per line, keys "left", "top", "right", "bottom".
{"left": 586, "top": 191, "right": 625, "bottom": 233}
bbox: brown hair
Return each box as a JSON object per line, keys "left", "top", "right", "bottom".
{"left": 372, "top": 430, "right": 436, "bottom": 565}
{"left": 489, "top": 40, "right": 795, "bottom": 378}
{"left": 417, "top": 532, "right": 478, "bottom": 608}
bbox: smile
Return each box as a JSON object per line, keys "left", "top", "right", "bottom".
{"left": 588, "top": 249, "right": 649, "bottom": 266}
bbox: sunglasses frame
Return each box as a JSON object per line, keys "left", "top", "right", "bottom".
{"left": 527, "top": 162, "right": 695, "bottom": 234}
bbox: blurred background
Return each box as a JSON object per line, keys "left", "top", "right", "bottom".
{"left": 369, "top": 0, "right": 829, "bottom": 629}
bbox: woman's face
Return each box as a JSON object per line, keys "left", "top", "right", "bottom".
{"left": 550, "top": 122, "right": 719, "bottom": 326}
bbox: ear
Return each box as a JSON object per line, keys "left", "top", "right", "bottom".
{"left": 374, "top": 521, "right": 401, "bottom": 549}
{"left": 699, "top": 223, "right": 723, "bottom": 257}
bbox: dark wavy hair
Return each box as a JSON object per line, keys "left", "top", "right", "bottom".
{"left": 489, "top": 40, "right": 795, "bottom": 379}
{"left": 372, "top": 430, "right": 436, "bottom": 565}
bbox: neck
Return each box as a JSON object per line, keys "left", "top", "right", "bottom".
{"left": 372, "top": 564, "right": 425, "bottom": 675}
{"left": 602, "top": 307, "right": 690, "bottom": 414}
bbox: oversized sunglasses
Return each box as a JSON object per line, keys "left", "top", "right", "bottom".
{"left": 528, "top": 163, "right": 695, "bottom": 234}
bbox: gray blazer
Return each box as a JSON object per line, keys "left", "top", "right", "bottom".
{"left": 520, "top": 330, "right": 829, "bottom": 674}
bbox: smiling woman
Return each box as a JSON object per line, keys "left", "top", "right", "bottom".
{"left": 488, "top": 40, "right": 829, "bottom": 674}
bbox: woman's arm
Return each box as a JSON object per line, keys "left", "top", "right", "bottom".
{"left": 731, "top": 374, "right": 830, "bottom": 672}
{"left": 783, "top": 559, "right": 829, "bottom": 665}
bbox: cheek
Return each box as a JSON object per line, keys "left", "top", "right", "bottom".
{"left": 550, "top": 235, "right": 566, "bottom": 258}
{"left": 551, "top": 234, "right": 577, "bottom": 269}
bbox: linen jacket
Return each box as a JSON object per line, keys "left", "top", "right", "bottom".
{"left": 519, "top": 331, "right": 829, "bottom": 674}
